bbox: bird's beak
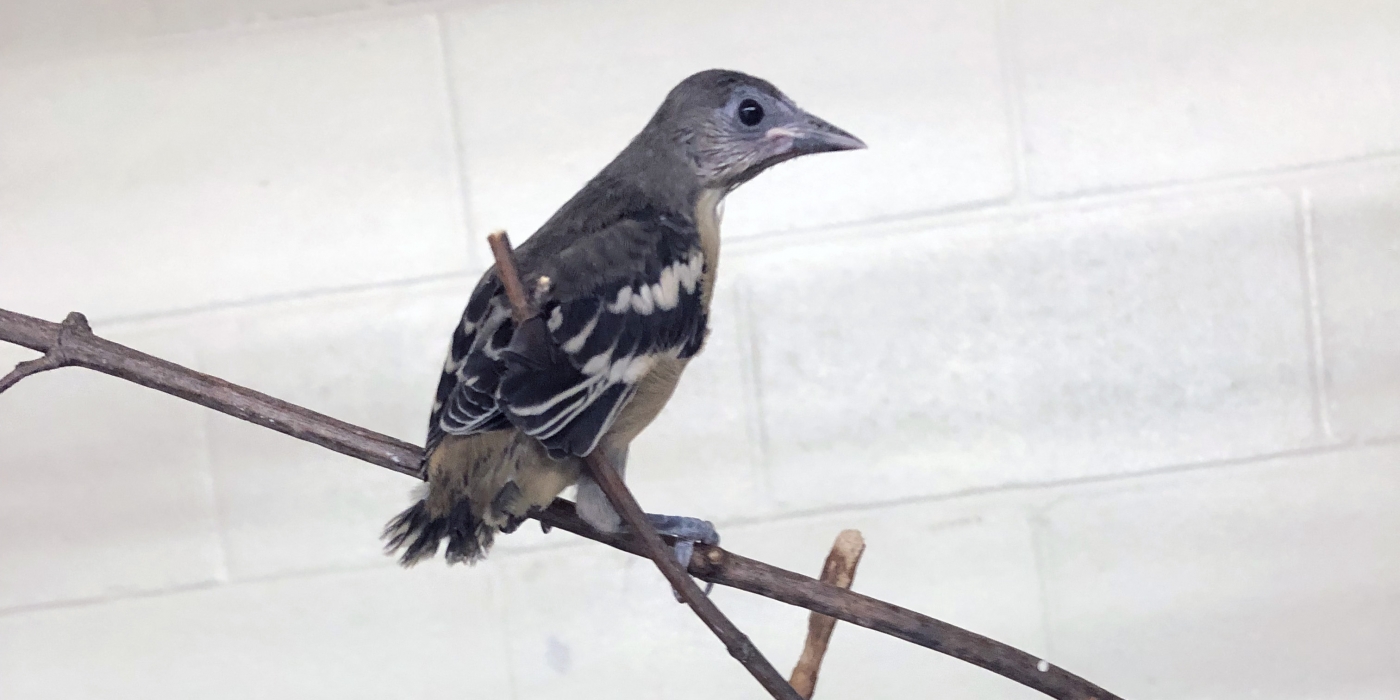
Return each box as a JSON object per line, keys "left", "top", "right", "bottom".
{"left": 768, "top": 112, "right": 867, "bottom": 156}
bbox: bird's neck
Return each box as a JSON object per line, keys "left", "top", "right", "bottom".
{"left": 593, "top": 136, "right": 725, "bottom": 308}
{"left": 695, "top": 187, "right": 725, "bottom": 309}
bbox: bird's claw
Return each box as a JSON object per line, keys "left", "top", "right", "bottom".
{"left": 643, "top": 513, "right": 719, "bottom": 602}
{"left": 673, "top": 538, "right": 696, "bottom": 569}
{"left": 645, "top": 513, "right": 719, "bottom": 546}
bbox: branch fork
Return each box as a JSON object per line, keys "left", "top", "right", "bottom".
{"left": 0, "top": 311, "right": 91, "bottom": 393}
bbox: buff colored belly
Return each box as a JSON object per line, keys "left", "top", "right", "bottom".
{"left": 601, "top": 189, "right": 722, "bottom": 453}
{"left": 605, "top": 355, "right": 689, "bottom": 448}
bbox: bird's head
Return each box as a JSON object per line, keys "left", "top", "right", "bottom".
{"left": 648, "top": 69, "right": 866, "bottom": 191}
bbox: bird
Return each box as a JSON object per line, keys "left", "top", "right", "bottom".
{"left": 384, "top": 68, "right": 864, "bottom": 567}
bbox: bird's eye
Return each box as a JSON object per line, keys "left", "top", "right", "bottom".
{"left": 737, "top": 98, "right": 764, "bottom": 127}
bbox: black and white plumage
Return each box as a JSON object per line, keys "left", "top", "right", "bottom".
{"left": 433, "top": 213, "right": 707, "bottom": 461}
{"left": 385, "top": 69, "right": 864, "bottom": 566}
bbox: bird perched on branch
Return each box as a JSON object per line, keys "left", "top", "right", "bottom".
{"left": 384, "top": 69, "right": 864, "bottom": 567}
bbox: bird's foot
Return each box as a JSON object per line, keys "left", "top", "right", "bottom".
{"left": 643, "top": 513, "right": 719, "bottom": 599}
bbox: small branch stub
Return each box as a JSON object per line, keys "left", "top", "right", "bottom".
{"left": 790, "top": 529, "right": 867, "bottom": 698}
{"left": 486, "top": 231, "right": 534, "bottom": 325}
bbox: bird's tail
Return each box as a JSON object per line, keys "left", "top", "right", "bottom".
{"left": 382, "top": 497, "right": 495, "bottom": 567}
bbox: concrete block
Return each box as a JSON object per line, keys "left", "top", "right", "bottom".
{"left": 0, "top": 15, "right": 468, "bottom": 321}
{"left": 0, "top": 563, "right": 513, "bottom": 699}
{"left": 1033, "top": 444, "right": 1400, "bottom": 699}
{"left": 191, "top": 278, "right": 475, "bottom": 578}
{"left": 444, "top": 0, "right": 1013, "bottom": 241}
{"left": 743, "top": 190, "right": 1316, "bottom": 509}
{"left": 1014, "top": 0, "right": 1400, "bottom": 194}
{"left": 1307, "top": 166, "right": 1400, "bottom": 440}
{"left": 0, "top": 324, "right": 222, "bottom": 610}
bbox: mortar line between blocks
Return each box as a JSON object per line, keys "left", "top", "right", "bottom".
{"left": 727, "top": 150, "right": 1400, "bottom": 256}
{"left": 0, "top": 579, "right": 226, "bottom": 619}
{"left": 486, "top": 566, "right": 523, "bottom": 700}
{"left": 733, "top": 278, "right": 777, "bottom": 507}
{"left": 57, "top": 152, "right": 1400, "bottom": 332}
{"left": 719, "top": 436, "right": 1397, "bottom": 528}
{"left": 91, "top": 270, "right": 475, "bottom": 329}
{"left": 432, "top": 11, "right": 480, "bottom": 268}
{"left": 1035, "top": 150, "right": 1400, "bottom": 206}
{"left": 192, "top": 362, "right": 234, "bottom": 585}
{"left": 1025, "top": 510, "right": 1058, "bottom": 663}
{"left": 0, "top": 1, "right": 473, "bottom": 69}
{"left": 7, "top": 435, "right": 1396, "bottom": 619}
{"left": 1298, "top": 188, "right": 1335, "bottom": 440}
{"left": 993, "top": 0, "right": 1031, "bottom": 201}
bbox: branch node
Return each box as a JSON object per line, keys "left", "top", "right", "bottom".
{"left": 703, "top": 544, "right": 726, "bottom": 567}
{"left": 533, "top": 275, "right": 552, "bottom": 307}
{"left": 0, "top": 311, "right": 90, "bottom": 394}
{"left": 61, "top": 311, "right": 93, "bottom": 335}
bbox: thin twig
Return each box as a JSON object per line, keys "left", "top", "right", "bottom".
{"left": 0, "top": 305, "right": 1124, "bottom": 700}
{"left": 791, "top": 529, "right": 866, "bottom": 698}
{"left": 486, "top": 232, "right": 533, "bottom": 326}
{"left": 486, "top": 231, "right": 802, "bottom": 700}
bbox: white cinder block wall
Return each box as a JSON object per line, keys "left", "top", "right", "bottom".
{"left": 1, "top": 1, "right": 1398, "bottom": 698}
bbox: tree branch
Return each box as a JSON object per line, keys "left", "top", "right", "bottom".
{"left": 0, "top": 305, "right": 1124, "bottom": 700}
{"left": 487, "top": 231, "right": 802, "bottom": 700}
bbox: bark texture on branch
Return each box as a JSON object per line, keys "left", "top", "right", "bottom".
{"left": 0, "top": 306, "right": 1124, "bottom": 700}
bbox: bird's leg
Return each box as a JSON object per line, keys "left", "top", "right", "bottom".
{"left": 574, "top": 445, "right": 718, "bottom": 596}
{"left": 574, "top": 444, "right": 633, "bottom": 535}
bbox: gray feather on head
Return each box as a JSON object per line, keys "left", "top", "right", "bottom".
{"left": 641, "top": 68, "right": 866, "bottom": 190}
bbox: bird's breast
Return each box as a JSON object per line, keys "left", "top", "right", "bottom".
{"left": 606, "top": 354, "right": 689, "bottom": 447}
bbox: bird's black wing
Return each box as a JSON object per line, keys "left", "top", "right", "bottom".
{"left": 427, "top": 211, "right": 708, "bottom": 459}
{"left": 495, "top": 213, "right": 708, "bottom": 459}
{"left": 426, "top": 274, "right": 515, "bottom": 452}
